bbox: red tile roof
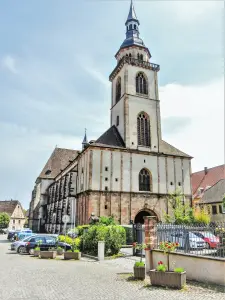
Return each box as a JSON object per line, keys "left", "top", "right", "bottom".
{"left": 191, "top": 164, "right": 225, "bottom": 197}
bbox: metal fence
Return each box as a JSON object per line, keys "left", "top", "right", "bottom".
{"left": 156, "top": 222, "right": 225, "bottom": 259}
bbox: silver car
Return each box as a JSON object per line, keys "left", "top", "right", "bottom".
{"left": 11, "top": 235, "right": 37, "bottom": 251}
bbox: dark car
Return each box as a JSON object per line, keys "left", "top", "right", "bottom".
{"left": 23, "top": 235, "right": 71, "bottom": 254}
{"left": 7, "top": 230, "right": 20, "bottom": 241}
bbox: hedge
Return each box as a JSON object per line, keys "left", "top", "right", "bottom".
{"left": 81, "top": 225, "right": 126, "bottom": 256}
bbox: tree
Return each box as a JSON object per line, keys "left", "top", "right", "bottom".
{"left": 164, "top": 190, "right": 194, "bottom": 224}
{"left": 0, "top": 212, "right": 10, "bottom": 228}
{"left": 164, "top": 190, "right": 210, "bottom": 225}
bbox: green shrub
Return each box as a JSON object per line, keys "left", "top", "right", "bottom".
{"left": 58, "top": 235, "right": 65, "bottom": 242}
{"left": 98, "top": 216, "right": 117, "bottom": 226}
{"left": 134, "top": 261, "right": 145, "bottom": 267}
{"left": 82, "top": 225, "right": 126, "bottom": 256}
{"left": 76, "top": 225, "right": 90, "bottom": 236}
{"left": 156, "top": 264, "right": 166, "bottom": 272}
{"left": 174, "top": 267, "right": 184, "bottom": 273}
{"left": 34, "top": 246, "right": 40, "bottom": 251}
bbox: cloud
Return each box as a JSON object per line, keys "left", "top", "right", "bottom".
{"left": 160, "top": 77, "right": 224, "bottom": 172}
{"left": 1, "top": 55, "right": 18, "bottom": 74}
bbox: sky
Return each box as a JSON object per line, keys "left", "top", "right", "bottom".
{"left": 0, "top": 0, "right": 224, "bottom": 209}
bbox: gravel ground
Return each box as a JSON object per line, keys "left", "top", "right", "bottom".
{"left": 0, "top": 235, "right": 224, "bottom": 300}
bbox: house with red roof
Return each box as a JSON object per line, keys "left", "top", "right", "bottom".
{"left": 191, "top": 164, "right": 225, "bottom": 205}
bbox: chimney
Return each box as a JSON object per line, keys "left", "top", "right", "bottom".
{"left": 204, "top": 167, "right": 208, "bottom": 175}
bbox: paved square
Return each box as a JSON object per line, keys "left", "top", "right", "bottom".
{"left": 0, "top": 236, "right": 224, "bottom": 300}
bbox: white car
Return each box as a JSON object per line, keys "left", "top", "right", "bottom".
{"left": 167, "top": 231, "right": 206, "bottom": 249}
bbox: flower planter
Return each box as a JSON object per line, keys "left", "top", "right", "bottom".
{"left": 64, "top": 251, "right": 81, "bottom": 260}
{"left": 149, "top": 270, "right": 186, "bottom": 289}
{"left": 33, "top": 250, "right": 40, "bottom": 257}
{"left": 133, "top": 266, "right": 145, "bottom": 280}
{"left": 40, "top": 251, "right": 57, "bottom": 259}
{"left": 57, "top": 249, "right": 64, "bottom": 255}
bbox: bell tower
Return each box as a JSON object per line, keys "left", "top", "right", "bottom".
{"left": 109, "top": 0, "right": 161, "bottom": 152}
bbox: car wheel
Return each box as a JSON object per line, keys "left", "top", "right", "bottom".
{"left": 29, "top": 249, "right": 34, "bottom": 255}
{"left": 17, "top": 246, "right": 25, "bottom": 254}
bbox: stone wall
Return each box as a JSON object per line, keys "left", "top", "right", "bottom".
{"left": 75, "top": 191, "right": 189, "bottom": 225}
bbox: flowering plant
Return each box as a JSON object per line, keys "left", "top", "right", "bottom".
{"left": 159, "top": 241, "right": 179, "bottom": 271}
{"left": 156, "top": 261, "right": 166, "bottom": 272}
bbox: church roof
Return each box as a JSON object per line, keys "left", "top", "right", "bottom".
{"left": 0, "top": 200, "right": 21, "bottom": 216}
{"left": 159, "top": 140, "right": 192, "bottom": 158}
{"left": 95, "top": 126, "right": 125, "bottom": 148}
{"left": 38, "top": 148, "right": 79, "bottom": 179}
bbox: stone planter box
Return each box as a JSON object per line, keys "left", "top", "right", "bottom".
{"left": 57, "top": 249, "right": 64, "bottom": 255}
{"left": 133, "top": 266, "right": 145, "bottom": 280}
{"left": 40, "top": 251, "right": 57, "bottom": 259}
{"left": 33, "top": 250, "right": 40, "bottom": 257}
{"left": 64, "top": 252, "right": 81, "bottom": 260}
{"left": 149, "top": 269, "right": 186, "bottom": 289}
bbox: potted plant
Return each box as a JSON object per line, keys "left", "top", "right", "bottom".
{"left": 33, "top": 240, "right": 42, "bottom": 257}
{"left": 149, "top": 241, "right": 186, "bottom": 289}
{"left": 56, "top": 246, "right": 64, "bottom": 255}
{"left": 33, "top": 246, "right": 40, "bottom": 257}
{"left": 40, "top": 247, "right": 57, "bottom": 259}
{"left": 64, "top": 240, "right": 81, "bottom": 260}
{"left": 132, "top": 243, "right": 146, "bottom": 280}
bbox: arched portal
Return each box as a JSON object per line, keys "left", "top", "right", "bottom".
{"left": 134, "top": 209, "right": 158, "bottom": 224}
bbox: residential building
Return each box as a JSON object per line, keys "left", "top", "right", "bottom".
{"left": 200, "top": 179, "right": 225, "bottom": 222}
{"left": 191, "top": 164, "right": 225, "bottom": 205}
{"left": 0, "top": 200, "right": 26, "bottom": 230}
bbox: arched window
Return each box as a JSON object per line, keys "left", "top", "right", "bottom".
{"left": 129, "top": 53, "right": 132, "bottom": 58}
{"left": 134, "top": 24, "right": 137, "bottom": 30}
{"left": 137, "top": 112, "right": 150, "bottom": 147}
{"left": 140, "top": 54, "right": 143, "bottom": 61}
{"left": 137, "top": 53, "right": 140, "bottom": 60}
{"left": 136, "top": 72, "right": 148, "bottom": 95}
{"left": 116, "top": 77, "right": 121, "bottom": 103}
{"left": 129, "top": 24, "right": 132, "bottom": 30}
{"left": 139, "top": 168, "right": 152, "bottom": 191}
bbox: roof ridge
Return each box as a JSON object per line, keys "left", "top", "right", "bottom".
{"left": 193, "top": 164, "right": 225, "bottom": 174}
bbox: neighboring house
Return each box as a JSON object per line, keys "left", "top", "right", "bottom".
{"left": 200, "top": 179, "right": 225, "bottom": 222}
{"left": 0, "top": 200, "right": 26, "bottom": 230}
{"left": 29, "top": 1, "right": 193, "bottom": 235}
{"left": 191, "top": 164, "right": 225, "bottom": 205}
{"left": 28, "top": 147, "right": 79, "bottom": 232}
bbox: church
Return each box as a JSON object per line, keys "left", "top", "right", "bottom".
{"left": 29, "top": 1, "right": 192, "bottom": 234}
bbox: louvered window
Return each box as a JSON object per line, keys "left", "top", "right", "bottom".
{"left": 137, "top": 112, "right": 150, "bottom": 147}
{"left": 136, "top": 72, "right": 148, "bottom": 95}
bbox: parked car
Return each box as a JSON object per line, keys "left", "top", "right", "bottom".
{"left": 11, "top": 235, "right": 36, "bottom": 251}
{"left": 167, "top": 231, "right": 206, "bottom": 249}
{"left": 7, "top": 230, "right": 20, "bottom": 241}
{"left": 16, "top": 231, "right": 34, "bottom": 241}
{"left": 193, "top": 231, "right": 220, "bottom": 249}
{"left": 19, "top": 235, "right": 71, "bottom": 254}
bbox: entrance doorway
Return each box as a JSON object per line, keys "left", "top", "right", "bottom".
{"left": 134, "top": 209, "right": 156, "bottom": 224}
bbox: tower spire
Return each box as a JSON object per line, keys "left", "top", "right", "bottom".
{"left": 126, "top": 0, "right": 139, "bottom": 25}
{"left": 82, "top": 128, "right": 88, "bottom": 150}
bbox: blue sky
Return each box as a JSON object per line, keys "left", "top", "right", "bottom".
{"left": 0, "top": 0, "right": 224, "bottom": 208}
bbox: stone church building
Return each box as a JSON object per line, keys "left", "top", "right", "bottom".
{"left": 29, "top": 1, "right": 192, "bottom": 233}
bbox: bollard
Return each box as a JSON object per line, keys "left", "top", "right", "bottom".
{"left": 98, "top": 241, "right": 105, "bottom": 261}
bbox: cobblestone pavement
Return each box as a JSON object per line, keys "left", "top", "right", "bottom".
{"left": 0, "top": 236, "right": 224, "bottom": 300}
